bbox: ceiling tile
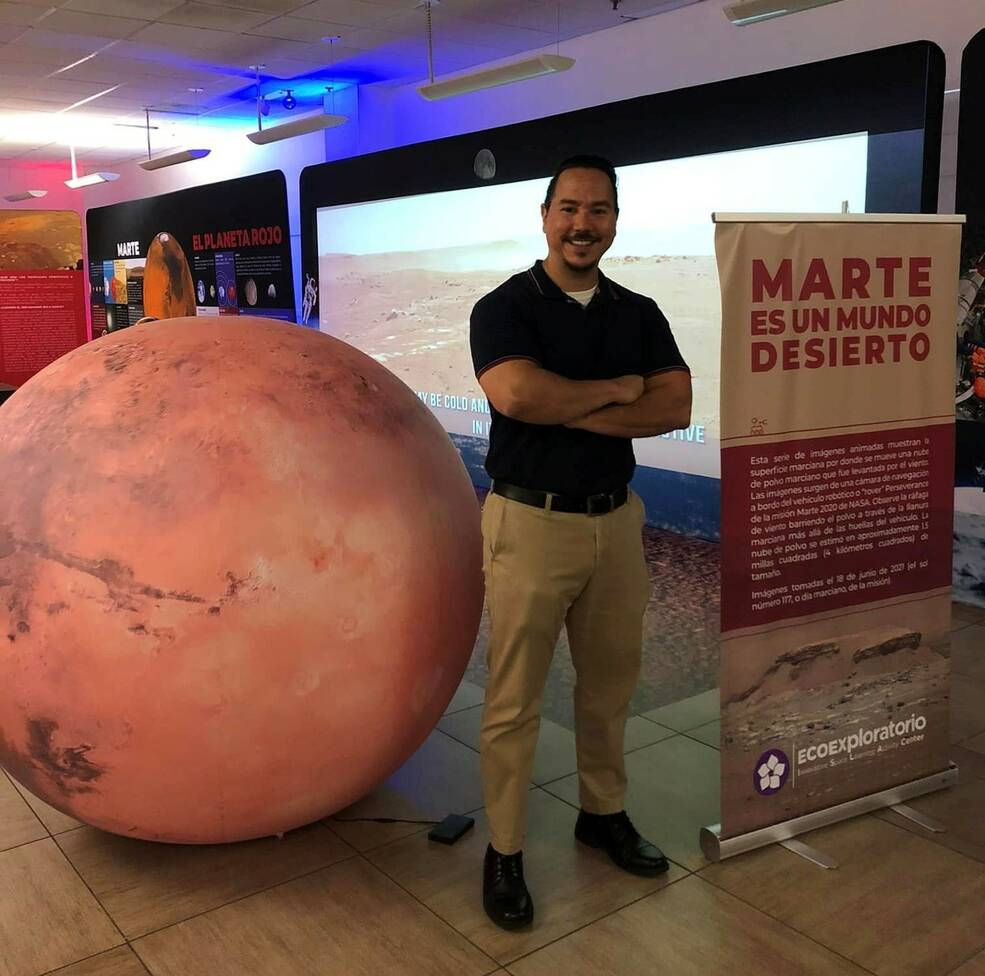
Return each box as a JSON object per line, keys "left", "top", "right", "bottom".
{"left": 292, "top": 0, "right": 394, "bottom": 27}
{"left": 214, "top": 31, "right": 282, "bottom": 57}
{"left": 247, "top": 14, "right": 345, "bottom": 41}
{"left": 471, "top": 0, "right": 621, "bottom": 34}
{"left": 332, "top": 37, "right": 430, "bottom": 71}
{"left": 38, "top": 9, "right": 151, "bottom": 38}
{"left": 0, "top": 55, "right": 53, "bottom": 77}
{"left": 53, "top": 56, "right": 220, "bottom": 85}
{"left": 73, "top": 145, "right": 133, "bottom": 160}
{"left": 248, "top": 55, "right": 320, "bottom": 77}
{"left": 160, "top": 3, "right": 277, "bottom": 32}
{"left": 229, "top": 34, "right": 331, "bottom": 63}
{"left": 62, "top": 0, "right": 187, "bottom": 17}
{"left": 11, "top": 26, "right": 127, "bottom": 55}
{"left": 0, "top": 96, "right": 64, "bottom": 110}
{"left": 607, "top": 0, "right": 704, "bottom": 14}
{"left": 4, "top": 77, "right": 110, "bottom": 99}
{"left": 128, "top": 20, "right": 232, "bottom": 50}
{"left": 381, "top": 8, "right": 556, "bottom": 53}
{"left": 3, "top": 39, "right": 99, "bottom": 66}
{"left": 0, "top": 2, "right": 49, "bottom": 28}
{"left": 333, "top": 23, "right": 406, "bottom": 46}
{"left": 189, "top": 0, "right": 309, "bottom": 13}
{"left": 108, "top": 54, "right": 243, "bottom": 82}
{"left": 1, "top": 146, "right": 60, "bottom": 163}
{"left": 108, "top": 38, "right": 250, "bottom": 78}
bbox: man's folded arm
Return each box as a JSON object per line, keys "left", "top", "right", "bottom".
{"left": 563, "top": 368, "right": 692, "bottom": 438}
{"left": 478, "top": 358, "right": 644, "bottom": 426}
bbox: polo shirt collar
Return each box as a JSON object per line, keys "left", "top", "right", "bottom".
{"left": 527, "top": 260, "right": 620, "bottom": 304}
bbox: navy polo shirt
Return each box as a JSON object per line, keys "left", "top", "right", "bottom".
{"left": 469, "top": 260, "right": 689, "bottom": 496}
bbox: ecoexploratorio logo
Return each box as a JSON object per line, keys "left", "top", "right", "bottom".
{"left": 754, "top": 749, "right": 790, "bottom": 796}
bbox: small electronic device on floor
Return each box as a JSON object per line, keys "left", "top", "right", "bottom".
{"left": 428, "top": 814, "right": 475, "bottom": 845}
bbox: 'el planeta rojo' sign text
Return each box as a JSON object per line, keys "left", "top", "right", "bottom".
{"left": 192, "top": 226, "right": 284, "bottom": 251}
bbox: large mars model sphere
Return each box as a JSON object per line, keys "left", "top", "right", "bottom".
{"left": 0, "top": 317, "right": 483, "bottom": 843}
{"left": 142, "top": 231, "right": 197, "bottom": 319}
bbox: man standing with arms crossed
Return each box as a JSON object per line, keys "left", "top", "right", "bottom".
{"left": 469, "top": 155, "right": 692, "bottom": 930}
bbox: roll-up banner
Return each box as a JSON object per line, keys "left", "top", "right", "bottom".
{"left": 715, "top": 214, "right": 962, "bottom": 839}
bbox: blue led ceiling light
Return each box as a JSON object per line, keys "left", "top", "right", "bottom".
{"left": 246, "top": 63, "right": 346, "bottom": 145}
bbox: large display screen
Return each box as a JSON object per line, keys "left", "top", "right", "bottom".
{"left": 301, "top": 40, "right": 943, "bottom": 537}
{"left": 315, "top": 134, "right": 868, "bottom": 481}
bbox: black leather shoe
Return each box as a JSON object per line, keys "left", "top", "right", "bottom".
{"left": 574, "top": 810, "right": 669, "bottom": 877}
{"left": 483, "top": 844, "right": 534, "bottom": 930}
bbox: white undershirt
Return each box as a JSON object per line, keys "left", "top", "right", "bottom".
{"left": 565, "top": 285, "right": 598, "bottom": 307}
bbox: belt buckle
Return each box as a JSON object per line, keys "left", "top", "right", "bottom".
{"left": 587, "top": 492, "right": 613, "bottom": 516}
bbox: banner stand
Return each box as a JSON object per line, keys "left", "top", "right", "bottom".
{"left": 706, "top": 211, "right": 965, "bottom": 867}
{"left": 700, "top": 763, "right": 956, "bottom": 864}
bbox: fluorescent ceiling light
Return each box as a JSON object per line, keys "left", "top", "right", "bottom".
{"left": 418, "top": 54, "right": 574, "bottom": 101}
{"left": 3, "top": 189, "right": 47, "bottom": 202}
{"left": 724, "top": 0, "right": 844, "bottom": 25}
{"left": 247, "top": 107, "right": 346, "bottom": 145}
{"left": 65, "top": 172, "right": 120, "bottom": 189}
{"left": 47, "top": 40, "right": 121, "bottom": 78}
{"left": 56, "top": 85, "right": 121, "bottom": 114}
{"left": 138, "top": 148, "right": 211, "bottom": 170}
{"left": 138, "top": 108, "right": 211, "bottom": 171}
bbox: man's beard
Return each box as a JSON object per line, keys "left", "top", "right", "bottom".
{"left": 561, "top": 252, "right": 600, "bottom": 274}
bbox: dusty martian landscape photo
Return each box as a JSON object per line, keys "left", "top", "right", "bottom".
{"left": 0, "top": 211, "right": 82, "bottom": 271}
{"left": 318, "top": 249, "right": 721, "bottom": 443}
{"left": 720, "top": 608, "right": 951, "bottom": 836}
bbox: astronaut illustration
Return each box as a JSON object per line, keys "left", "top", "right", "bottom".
{"left": 301, "top": 273, "right": 318, "bottom": 326}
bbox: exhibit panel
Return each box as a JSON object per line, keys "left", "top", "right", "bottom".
{"left": 714, "top": 215, "right": 960, "bottom": 842}
{"left": 301, "top": 41, "right": 944, "bottom": 540}
{"left": 0, "top": 210, "right": 86, "bottom": 397}
{"left": 85, "top": 172, "right": 296, "bottom": 336}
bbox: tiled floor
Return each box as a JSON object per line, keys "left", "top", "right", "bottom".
{"left": 2, "top": 600, "right": 984, "bottom": 976}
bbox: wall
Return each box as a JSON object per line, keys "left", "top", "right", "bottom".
{"left": 328, "top": 0, "right": 983, "bottom": 216}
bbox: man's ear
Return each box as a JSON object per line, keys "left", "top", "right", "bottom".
{"left": 540, "top": 202, "right": 548, "bottom": 228}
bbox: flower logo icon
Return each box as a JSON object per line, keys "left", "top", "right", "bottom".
{"left": 754, "top": 749, "right": 790, "bottom": 796}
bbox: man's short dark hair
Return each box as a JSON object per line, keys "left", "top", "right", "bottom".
{"left": 543, "top": 155, "right": 619, "bottom": 213}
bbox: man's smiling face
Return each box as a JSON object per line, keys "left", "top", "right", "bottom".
{"left": 541, "top": 167, "right": 618, "bottom": 278}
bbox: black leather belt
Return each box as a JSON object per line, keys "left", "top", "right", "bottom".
{"left": 492, "top": 481, "right": 628, "bottom": 516}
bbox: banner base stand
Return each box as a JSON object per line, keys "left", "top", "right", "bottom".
{"left": 889, "top": 803, "right": 947, "bottom": 833}
{"left": 700, "top": 763, "right": 958, "bottom": 862}
{"left": 778, "top": 837, "right": 838, "bottom": 869}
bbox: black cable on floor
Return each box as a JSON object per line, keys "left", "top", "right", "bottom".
{"left": 329, "top": 816, "right": 440, "bottom": 825}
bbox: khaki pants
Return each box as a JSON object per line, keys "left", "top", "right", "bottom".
{"left": 480, "top": 489, "right": 652, "bottom": 855}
